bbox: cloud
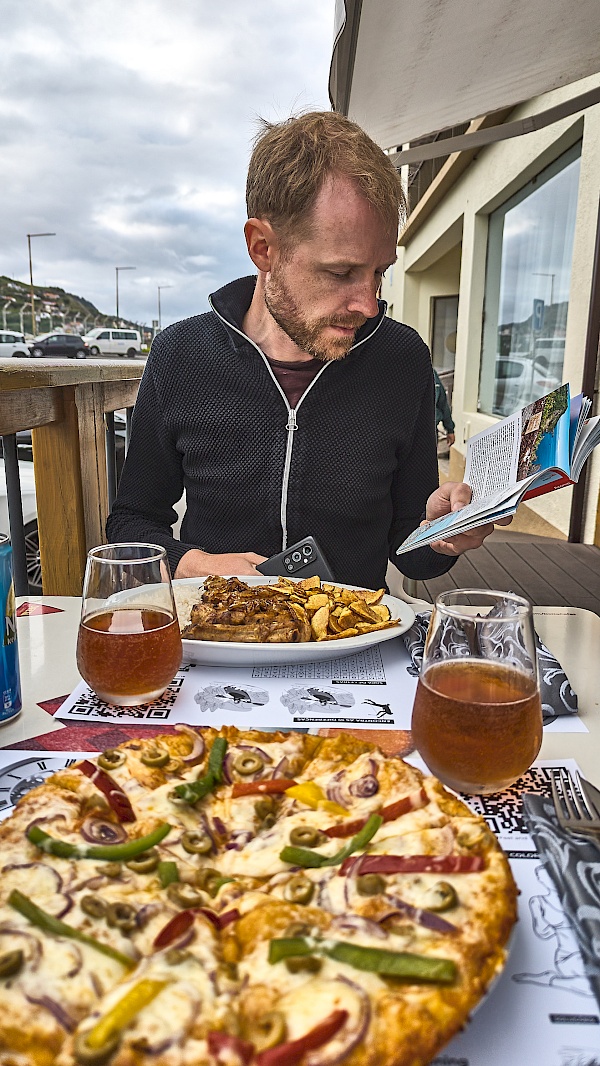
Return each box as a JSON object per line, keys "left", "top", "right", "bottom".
{"left": 0, "top": 0, "right": 334, "bottom": 327}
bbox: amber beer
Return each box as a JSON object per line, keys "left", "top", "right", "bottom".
{"left": 411, "top": 589, "right": 542, "bottom": 795}
{"left": 412, "top": 659, "right": 543, "bottom": 795}
{"left": 77, "top": 544, "right": 182, "bottom": 707}
{"left": 77, "top": 608, "right": 182, "bottom": 706}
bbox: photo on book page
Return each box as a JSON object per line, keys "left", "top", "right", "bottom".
{"left": 396, "top": 383, "right": 600, "bottom": 554}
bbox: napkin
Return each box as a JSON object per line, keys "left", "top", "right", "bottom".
{"left": 522, "top": 792, "right": 600, "bottom": 1009}
{"left": 402, "top": 611, "right": 578, "bottom": 723}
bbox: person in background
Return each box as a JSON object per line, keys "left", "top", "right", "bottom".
{"left": 107, "top": 111, "right": 506, "bottom": 591}
{"left": 433, "top": 368, "right": 455, "bottom": 449}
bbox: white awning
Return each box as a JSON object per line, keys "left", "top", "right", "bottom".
{"left": 329, "top": 0, "right": 600, "bottom": 152}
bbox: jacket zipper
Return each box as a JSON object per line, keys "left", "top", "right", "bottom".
{"left": 208, "top": 295, "right": 386, "bottom": 547}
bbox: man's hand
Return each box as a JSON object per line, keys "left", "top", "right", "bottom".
{"left": 174, "top": 549, "right": 267, "bottom": 579}
{"left": 446, "top": 432, "right": 455, "bottom": 447}
{"left": 425, "top": 481, "right": 512, "bottom": 557}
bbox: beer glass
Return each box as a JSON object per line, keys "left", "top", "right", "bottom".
{"left": 76, "top": 544, "right": 182, "bottom": 706}
{"left": 411, "top": 589, "right": 542, "bottom": 795}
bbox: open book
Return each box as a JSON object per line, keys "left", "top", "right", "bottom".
{"left": 397, "top": 384, "right": 600, "bottom": 555}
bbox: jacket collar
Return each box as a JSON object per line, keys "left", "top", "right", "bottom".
{"left": 209, "top": 275, "right": 387, "bottom": 353}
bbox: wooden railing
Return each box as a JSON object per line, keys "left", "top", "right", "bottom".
{"left": 0, "top": 359, "right": 143, "bottom": 595}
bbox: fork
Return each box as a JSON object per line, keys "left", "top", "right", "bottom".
{"left": 551, "top": 768, "right": 600, "bottom": 837}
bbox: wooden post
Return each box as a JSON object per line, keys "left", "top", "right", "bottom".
{"left": 31, "top": 387, "right": 88, "bottom": 595}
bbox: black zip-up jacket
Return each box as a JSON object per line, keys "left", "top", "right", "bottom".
{"left": 106, "top": 276, "right": 456, "bottom": 589}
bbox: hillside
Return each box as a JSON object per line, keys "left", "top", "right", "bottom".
{"left": 0, "top": 275, "right": 143, "bottom": 337}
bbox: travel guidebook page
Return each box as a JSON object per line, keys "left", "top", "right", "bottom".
{"left": 397, "top": 384, "right": 600, "bottom": 554}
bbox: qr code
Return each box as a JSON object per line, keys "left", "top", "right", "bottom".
{"left": 68, "top": 673, "right": 186, "bottom": 720}
{"left": 463, "top": 765, "right": 556, "bottom": 837}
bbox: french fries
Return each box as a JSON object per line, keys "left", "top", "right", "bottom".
{"left": 267, "top": 575, "right": 398, "bottom": 642}
{"left": 178, "top": 575, "right": 400, "bottom": 644}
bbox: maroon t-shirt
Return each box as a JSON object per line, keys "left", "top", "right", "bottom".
{"left": 266, "top": 355, "right": 323, "bottom": 408}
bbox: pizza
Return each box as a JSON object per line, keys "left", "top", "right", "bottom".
{"left": 0, "top": 727, "right": 517, "bottom": 1066}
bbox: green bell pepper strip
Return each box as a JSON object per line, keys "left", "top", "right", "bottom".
{"left": 27, "top": 822, "right": 172, "bottom": 861}
{"left": 279, "top": 813, "right": 383, "bottom": 869}
{"left": 172, "top": 738, "right": 228, "bottom": 805}
{"left": 158, "top": 860, "right": 179, "bottom": 888}
{"left": 8, "top": 889, "right": 134, "bottom": 970}
{"left": 268, "top": 936, "right": 456, "bottom": 984}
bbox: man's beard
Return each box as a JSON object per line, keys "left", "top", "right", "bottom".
{"left": 264, "top": 268, "right": 367, "bottom": 362}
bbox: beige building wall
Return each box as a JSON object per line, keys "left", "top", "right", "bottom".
{"left": 382, "top": 74, "right": 600, "bottom": 543}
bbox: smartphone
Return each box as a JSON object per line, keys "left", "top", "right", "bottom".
{"left": 256, "top": 536, "right": 336, "bottom": 581}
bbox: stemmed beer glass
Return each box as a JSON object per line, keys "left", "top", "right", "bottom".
{"left": 76, "top": 544, "right": 182, "bottom": 706}
{"left": 411, "top": 589, "right": 543, "bottom": 795}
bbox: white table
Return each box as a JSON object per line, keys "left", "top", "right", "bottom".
{"left": 2, "top": 598, "right": 599, "bottom": 772}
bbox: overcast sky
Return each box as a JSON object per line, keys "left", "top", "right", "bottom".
{"left": 0, "top": 0, "right": 335, "bottom": 329}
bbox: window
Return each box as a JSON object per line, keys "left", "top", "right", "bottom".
{"left": 479, "top": 143, "right": 581, "bottom": 418}
{"left": 98, "top": 331, "right": 110, "bottom": 340}
{"left": 431, "top": 295, "right": 458, "bottom": 407}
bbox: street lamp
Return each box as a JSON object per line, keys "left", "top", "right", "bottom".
{"left": 157, "top": 284, "right": 174, "bottom": 330}
{"left": 27, "top": 232, "right": 56, "bottom": 337}
{"left": 532, "top": 272, "right": 556, "bottom": 306}
{"left": 115, "top": 266, "right": 136, "bottom": 322}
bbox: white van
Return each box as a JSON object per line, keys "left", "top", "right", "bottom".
{"left": 83, "top": 328, "right": 141, "bottom": 357}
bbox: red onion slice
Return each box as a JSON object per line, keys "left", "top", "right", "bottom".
{"left": 305, "top": 978, "right": 370, "bottom": 1066}
{"left": 223, "top": 745, "right": 274, "bottom": 784}
{"left": 2, "top": 861, "right": 72, "bottom": 918}
{"left": 25, "top": 993, "right": 76, "bottom": 1032}
{"left": 329, "top": 914, "right": 388, "bottom": 940}
{"left": 381, "top": 894, "right": 459, "bottom": 936}
{"left": 348, "top": 775, "right": 379, "bottom": 798}
{"left": 80, "top": 816, "right": 128, "bottom": 845}
{"left": 174, "top": 724, "right": 206, "bottom": 765}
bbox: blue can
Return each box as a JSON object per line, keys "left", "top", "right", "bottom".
{"left": 0, "top": 534, "right": 22, "bottom": 722}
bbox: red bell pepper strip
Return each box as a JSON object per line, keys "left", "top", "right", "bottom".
{"left": 339, "top": 854, "right": 484, "bottom": 876}
{"left": 208, "top": 1030, "right": 255, "bottom": 1066}
{"left": 324, "top": 788, "right": 429, "bottom": 839}
{"left": 153, "top": 909, "right": 195, "bottom": 950}
{"left": 231, "top": 780, "right": 298, "bottom": 798}
{"left": 78, "top": 760, "right": 136, "bottom": 823}
{"left": 255, "top": 1010, "right": 348, "bottom": 1066}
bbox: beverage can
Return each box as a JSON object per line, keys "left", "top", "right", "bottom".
{"left": 0, "top": 534, "right": 22, "bottom": 722}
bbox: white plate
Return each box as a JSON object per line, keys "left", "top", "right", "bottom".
{"left": 174, "top": 575, "right": 415, "bottom": 667}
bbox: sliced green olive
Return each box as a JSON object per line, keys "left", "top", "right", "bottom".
{"left": 289, "top": 826, "right": 327, "bottom": 849}
{"left": 165, "top": 948, "right": 191, "bottom": 966}
{"left": 100, "top": 863, "right": 122, "bottom": 879}
{"left": 285, "top": 955, "right": 322, "bottom": 974}
{"left": 80, "top": 895, "right": 107, "bottom": 919}
{"left": 97, "top": 749, "right": 126, "bottom": 771}
{"left": 194, "top": 867, "right": 220, "bottom": 891}
{"left": 167, "top": 882, "right": 207, "bottom": 909}
{"left": 262, "top": 813, "right": 276, "bottom": 829}
{"left": 125, "top": 849, "right": 159, "bottom": 874}
{"left": 181, "top": 830, "right": 213, "bottom": 855}
{"left": 249, "top": 1010, "right": 287, "bottom": 1052}
{"left": 0, "top": 949, "right": 24, "bottom": 979}
{"left": 74, "top": 1030, "right": 121, "bottom": 1065}
{"left": 285, "top": 921, "right": 312, "bottom": 939}
{"left": 284, "top": 874, "right": 314, "bottom": 905}
{"left": 457, "top": 823, "right": 489, "bottom": 849}
{"left": 254, "top": 797, "right": 275, "bottom": 820}
{"left": 140, "top": 745, "right": 170, "bottom": 768}
{"left": 105, "top": 901, "right": 137, "bottom": 934}
{"left": 424, "top": 881, "right": 459, "bottom": 912}
{"left": 233, "top": 752, "right": 265, "bottom": 776}
{"left": 356, "top": 873, "right": 385, "bottom": 896}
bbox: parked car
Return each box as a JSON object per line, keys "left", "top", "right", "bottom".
{"left": 0, "top": 330, "right": 30, "bottom": 358}
{"left": 29, "top": 333, "right": 90, "bottom": 359}
{"left": 493, "top": 356, "right": 562, "bottom": 417}
{"left": 0, "top": 457, "right": 40, "bottom": 593}
{"left": 83, "top": 328, "right": 141, "bottom": 357}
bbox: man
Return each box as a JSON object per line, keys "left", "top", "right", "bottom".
{"left": 107, "top": 111, "right": 501, "bottom": 589}
{"left": 434, "top": 369, "right": 455, "bottom": 449}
